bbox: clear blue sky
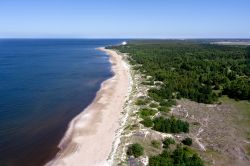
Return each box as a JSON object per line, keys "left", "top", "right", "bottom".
{"left": 0, "top": 0, "right": 249, "bottom": 38}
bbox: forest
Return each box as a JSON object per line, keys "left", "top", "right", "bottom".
{"left": 107, "top": 40, "right": 249, "bottom": 165}
{"left": 108, "top": 41, "right": 250, "bottom": 103}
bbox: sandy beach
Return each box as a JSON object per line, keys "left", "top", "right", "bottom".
{"left": 46, "top": 47, "right": 131, "bottom": 166}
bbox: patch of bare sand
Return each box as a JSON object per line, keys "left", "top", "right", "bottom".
{"left": 172, "top": 99, "right": 250, "bottom": 166}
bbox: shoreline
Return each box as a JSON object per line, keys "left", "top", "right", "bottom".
{"left": 45, "top": 47, "right": 131, "bottom": 166}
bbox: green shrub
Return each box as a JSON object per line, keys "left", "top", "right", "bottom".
{"left": 182, "top": 137, "right": 193, "bottom": 146}
{"left": 163, "top": 137, "right": 175, "bottom": 149}
{"left": 141, "top": 117, "right": 153, "bottom": 127}
{"left": 149, "top": 146, "right": 204, "bottom": 166}
{"left": 149, "top": 154, "right": 172, "bottom": 166}
{"left": 135, "top": 97, "right": 151, "bottom": 106}
{"left": 133, "top": 65, "right": 141, "bottom": 70}
{"left": 153, "top": 116, "right": 189, "bottom": 133}
{"left": 139, "top": 108, "right": 156, "bottom": 119}
{"left": 158, "top": 106, "right": 170, "bottom": 112}
{"left": 135, "top": 98, "right": 148, "bottom": 105}
{"left": 127, "top": 143, "right": 144, "bottom": 158}
{"left": 160, "top": 99, "right": 177, "bottom": 107}
{"left": 151, "top": 140, "right": 161, "bottom": 149}
{"left": 149, "top": 102, "right": 159, "bottom": 108}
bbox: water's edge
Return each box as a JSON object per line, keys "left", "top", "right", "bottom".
{"left": 44, "top": 47, "right": 115, "bottom": 165}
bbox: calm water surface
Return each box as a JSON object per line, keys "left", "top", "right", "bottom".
{"left": 0, "top": 39, "right": 122, "bottom": 166}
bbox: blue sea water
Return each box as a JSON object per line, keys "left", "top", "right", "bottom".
{"left": 0, "top": 39, "right": 122, "bottom": 166}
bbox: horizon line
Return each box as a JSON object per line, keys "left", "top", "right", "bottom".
{"left": 1, "top": 37, "right": 250, "bottom": 40}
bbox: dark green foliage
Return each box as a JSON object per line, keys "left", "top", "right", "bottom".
{"left": 149, "top": 146, "right": 204, "bottom": 166}
{"left": 162, "top": 137, "right": 175, "bottom": 148}
{"left": 246, "top": 46, "right": 250, "bottom": 60}
{"left": 149, "top": 88, "right": 173, "bottom": 102}
{"left": 135, "top": 98, "right": 149, "bottom": 105}
{"left": 149, "top": 102, "right": 159, "bottom": 108}
{"left": 153, "top": 116, "right": 189, "bottom": 133}
{"left": 149, "top": 155, "right": 173, "bottom": 166}
{"left": 127, "top": 143, "right": 144, "bottom": 158}
{"left": 172, "top": 146, "right": 204, "bottom": 166}
{"left": 141, "top": 117, "right": 153, "bottom": 127}
{"left": 222, "top": 77, "right": 250, "bottom": 100}
{"left": 189, "top": 154, "right": 205, "bottom": 166}
{"left": 158, "top": 106, "right": 170, "bottom": 112}
{"left": 182, "top": 137, "right": 193, "bottom": 146}
{"left": 111, "top": 41, "right": 250, "bottom": 102}
{"left": 139, "top": 108, "right": 157, "bottom": 119}
{"left": 160, "top": 99, "right": 177, "bottom": 107}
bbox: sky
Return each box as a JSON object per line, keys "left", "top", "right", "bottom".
{"left": 0, "top": 0, "right": 250, "bottom": 38}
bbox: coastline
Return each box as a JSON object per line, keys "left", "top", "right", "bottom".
{"left": 46, "top": 47, "right": 131, "bottom": 166}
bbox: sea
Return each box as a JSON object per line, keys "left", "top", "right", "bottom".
{"left": 0, "top": 39, "right": 123, "bottom": 166}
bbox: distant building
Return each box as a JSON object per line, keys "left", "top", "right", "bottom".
{"left": 122, "top": 41, "right": 127, "bottom": 45}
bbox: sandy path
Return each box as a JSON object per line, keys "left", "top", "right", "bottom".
{"left": 45, "top": 47, "right": 131, "bottom": 166}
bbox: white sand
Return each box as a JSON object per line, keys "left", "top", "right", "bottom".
{"left": 46, "top": 47, "right": 131, "bottom": 166}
